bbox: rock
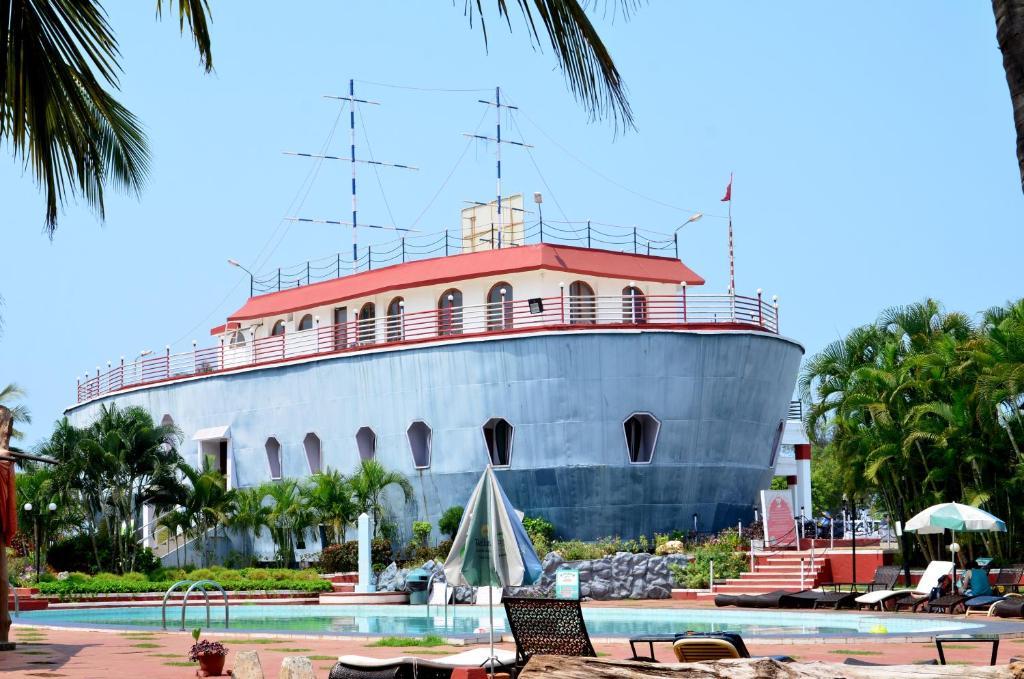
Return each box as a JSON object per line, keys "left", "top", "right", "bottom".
{"left": 278, "top": 656, "right": 315, "bottom": 679}
{"left": 231, "top": 650, "right": 264, "bottom": 679}
{"left": 646, "top": 585, "right": 671, "bottom": 599}
{"left": 542, "top": 552, "right": 564, "bottom": 574}
{"left": 56, "top": 571, "right": 69, "bottom": 581}
{"left": 376, "top": 562, "right": 400, "bottom": 591}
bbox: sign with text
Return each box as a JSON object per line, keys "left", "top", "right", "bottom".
{"left": 554, "top": 568, "right": 580, "bottom": 600}
{"left": 760, "top": 490, "right": 796, "bottom": 547}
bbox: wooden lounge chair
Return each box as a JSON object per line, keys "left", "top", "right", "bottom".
{"left": 909, "top": 592, "right": 969, "bottom": 614}
{"left": 990, "top": 597, "right": 1024, "bottom": 618}
{"left": 329, "top": 649, "right": 517, "bottom": 679}
{"left": 502, "top": 597, "right": 596, "bottom": 669}
{"left": 994, "top": 564, "right": 1024, "bottom": 593}
{"left": 810, "top": 565, "right": 902, "bottom": 610}
{"left": 854, "top": 561, "right": 953, "bottom": 611}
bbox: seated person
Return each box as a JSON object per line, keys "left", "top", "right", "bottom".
{"left": 930, "top": 573, "right": 953, "bottom": 601}
{"left": 960, "top": 560, "right": 992, "bottom": 597}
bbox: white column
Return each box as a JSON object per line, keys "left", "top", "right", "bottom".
{"left": 795, "top": 444, "right": 812, "bottom": 519}
{"left": 355, "top": 512, "right": 375, "bottom": 593}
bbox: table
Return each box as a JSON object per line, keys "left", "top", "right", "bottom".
{"left": 628, "top": 634, "right": 679, "bottom": 662}
{"left": 934, "top": 633, "right": 1000, "bottom": 666}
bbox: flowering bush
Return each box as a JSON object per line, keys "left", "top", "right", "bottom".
{"left": 668, "top": 529, "right": 748, "bottom": 589}
{"left": 188, "top": 639, "right": 228, "bottom": 661}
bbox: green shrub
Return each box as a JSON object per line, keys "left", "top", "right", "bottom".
{"left": 120, "top": 572, "right": 148, "bottom": 582}
{"left": 434, "top": 539, "right": 453, "bottom": 562}
{"left": 549, "top": 540, "right": 608, "bottom": 561}
{"left": 315, "top": 539, "right": 392, "bottom": 573}
{"left": 668, "top": 530, "right": 747, "bottom": 589}
{"left": 37, "top": 577, "right": 332, "bottom": 598}
{"left": 438, "top": 507, "right": 464, "bottom": 539}
{"left": 522, "top": 516, "right": 555, "bottom": 542}
{"left": 412, "top": 521, "right": 432, "bottom": 547}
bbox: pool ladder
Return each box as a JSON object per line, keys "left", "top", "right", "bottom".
{"left": 161, "top": 580, "right": 229, "bottom": 631}
{"left": 425, "top": 573, "right": 455, "bottom": 630}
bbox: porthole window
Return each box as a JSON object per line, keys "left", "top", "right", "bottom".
{"left": 356, "top": 426, "right": 376, "bottom": 461}
{"left": 386, "top": 297, "right": 405, "bottom": 342}
{"left": 438, "top": 288, "right": 463, "bottom": 336}
{"left": 271, "top": 321, "right": 286, "bottom": 336}
{"left": 407, "top": 421, "right": 432, "bottom": 469}
{"left": 623, "top": 412, "right": 660, "bottom": 464}
{"left": 569, "top": 281, "right": 596, "bottom": 325}
{"left": 358, "top": 303, "right": 376, "bottom": 344}
{"left": 486, "top": 282, "right": 514, "bottom": 330}
{"left": 482, "top": 417, "right": 514, "bottom": 467}
{"left": 622, "top": 286, "right": 647, "bottom": 323}
{"left": 229, "top": 330, "right": 246, "bottom": 347}
{"left": 768, "top": 420, "right": 785, "bottom": 467}
{"left": 298, "top": 314, "right": 314, "bottom": 331}
{"left": 304, "top": 432, "right": 322, "bottom": 474}
{"left": 265, "top": 436, "right": 283, "bottom": 479}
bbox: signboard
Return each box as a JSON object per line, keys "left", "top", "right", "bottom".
{"left": 554, "top": 568, "right": 580, "bottom": 600}
{"left": 760, "top": 489, "right": 796, "bottom": 548}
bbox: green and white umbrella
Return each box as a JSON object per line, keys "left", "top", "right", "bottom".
{"left": 903, "top": 502, "right": 1006, "bottom": 585}
{"left": 443, "top": 466, "right": 542, "bottom": 674}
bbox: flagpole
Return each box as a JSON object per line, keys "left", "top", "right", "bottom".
{"left": 727, "top": 172, "right": 735, "bottom": 294}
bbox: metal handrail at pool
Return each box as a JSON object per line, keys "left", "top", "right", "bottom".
{"left": 161, "top": 579, "right": 229, "bottom": 631}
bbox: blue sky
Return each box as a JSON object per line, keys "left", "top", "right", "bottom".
{"left": 1, "top": 2, "right": 1021, "bottom": 444}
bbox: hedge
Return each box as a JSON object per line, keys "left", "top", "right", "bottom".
{"left": 37, "top": 578, "right": 332, "bottom": 597}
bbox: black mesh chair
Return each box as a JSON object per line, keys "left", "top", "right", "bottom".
{"left": 811, "top": 565, "right": 902, "bottom": 610}
{"left": 502, "top": 597, "right": 597, "bottom": 668}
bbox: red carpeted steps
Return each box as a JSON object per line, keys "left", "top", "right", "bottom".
{"left": 696, "top": 550, "right": 829, "bottom": 598}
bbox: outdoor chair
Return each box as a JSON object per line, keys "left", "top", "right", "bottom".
{"left": 714, "top": 589, "right": 815, "bottom": 609}
{"left": 990, "top": 597, "right": 1024, "bottom": 618}
{"left": 994, "top": 564, "right": 1024, "bottom": 593}
{"left": 854, "top": 561, "right": 953, "bottom": 611}
{"left": 909, "top": 592, "right": 969, "bottom": 614}
{"left": 329, "top": 649, "right": 517, "bottom": 679}
{"left": 502, "top": 597, "right": 597, "bottom": 669}
{"left": 810, "top": 565, "right": 901, "bottom": 610}
{"left": 672, "top": 637, "right": 740, "bottom": 662}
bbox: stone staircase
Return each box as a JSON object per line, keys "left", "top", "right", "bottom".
{"left": 323, "top": 572, "right": 357, "bottom": 593}
{"left": 696, "top": 550, "right": 830, "bottom": 598}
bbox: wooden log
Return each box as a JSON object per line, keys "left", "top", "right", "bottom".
{"left": 518, "top": 655, "right": 1024, "bottom": 678}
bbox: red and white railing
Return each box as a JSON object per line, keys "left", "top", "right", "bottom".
{"left": 75, "top": 292, "right": 780, "bottom": 403}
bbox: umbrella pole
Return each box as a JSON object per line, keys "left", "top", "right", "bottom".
{"left": 952, "top": 529, "right": 957, "bottom": 592}
{"left": 489, "top": 588, "right": 495, "bottom": 679}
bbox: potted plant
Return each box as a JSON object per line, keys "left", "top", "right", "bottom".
{"left": 188, "top": 628, "right": 228, "bottom": 677}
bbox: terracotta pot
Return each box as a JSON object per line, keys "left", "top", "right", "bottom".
{"left": 197, "top": 652, "right": 226, "bottom": 677}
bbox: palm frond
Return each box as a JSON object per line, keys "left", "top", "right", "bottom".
{"left": 154, "top": 0, "right": 214, "bottom": 72}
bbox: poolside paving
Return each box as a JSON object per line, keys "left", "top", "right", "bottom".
{"left": 2, "top": 623, "right": 1022, "bottom": 678}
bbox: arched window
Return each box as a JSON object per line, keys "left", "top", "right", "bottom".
{"left": 569, "top": 281, "right": 596, "bottom": 325}
{"left": 622, "top": 286, "right": 647, "bottom": 323}
{"left": 298, "top": 314, "right": 314, "bottom": 331}
{"left": 486, "top": 282, "right": 514, "bottom": 331}
{"left": 438, "top": 288, "right": 463, "bottom": 336}
{"left": 357, "top": 302, "right": 376, "bottom": 344}
{"left": 271, "top": 320, "right": 286, "bottom": 336}
{"left": 623, "top": 413, "right": 661, "bottom": 464}
{"left": 229, "top": 330, "right": 246, "bottom": 347}
{"left": 303, "top": 432, "right": 321, "bottom": 474}
{"left": 160, "top": 414, "right": 174, "bottom": 427}
{"left": 407, "top": 421, "right": 432, "bottom": 469}
{"left": 265, "top": 437, "right": 282, "bottom": 480}
{"left": 386, "top": 297, "right": 405, "bottom": 342}
{"left": 356, "top": 426, "right": 376, "bottom": 461}
{"left": 482, "top": 417, "right": 514, "bottom": 467}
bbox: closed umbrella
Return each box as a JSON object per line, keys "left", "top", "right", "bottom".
{"left": 903, "top": 502, "right": 1007, "bottom": 587}
{"left": 443, "top": 466, "right": 542, "bottom": 674}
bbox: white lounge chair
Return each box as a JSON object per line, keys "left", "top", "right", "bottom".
{"left": 854, "top": 561, "right": 953, "bottom": 611}
{"left": 333, "top": 647, "right": 517, "bottom": 677}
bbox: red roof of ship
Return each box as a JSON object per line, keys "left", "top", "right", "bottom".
{"left": 218, "top": 243, "right": 704, "bottom": 327}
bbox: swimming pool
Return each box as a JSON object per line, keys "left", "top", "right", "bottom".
{"left": 17, "top": 604, "right": 986, "bottom": 639}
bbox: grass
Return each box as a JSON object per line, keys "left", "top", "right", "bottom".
{"left": 828, "top": 649, "right": 883, "bottom": 656}
{"left": 308, "top": 655, "right": 338, "bottom": 661}
{"left": 275, "top": 647, "right": 313, "bottom": 653}
{"left": 217, "top": 638, "right": 285, "bottom": 645}
{"left": 150, "top": 653, "right": 181, "bottom": 658}
{"left": 17, "top": 650, "right": 50, "bottom": 656}
{"left": 368, "top": 635, "right": 447, "bottom": 648}
{"left": 131, "top": 643, "right": 161, "bottom": 649}
{"left": 938, "top": 644, "right": 976, "bottom": 649}
{"left": 163, "top": 661, "right": 198, "bottom": 667}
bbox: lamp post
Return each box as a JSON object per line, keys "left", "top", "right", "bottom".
{"left": 533, "top": 192, "right": 544, "bottom": 243}
{"left": 23, "top": 501, "right": 57, "bottom": 584}
{"left": 674, "top": 212, "right": 704, "bottom": 233}
{"left": 228, "top": 259, "right": 255, "bottom": 297}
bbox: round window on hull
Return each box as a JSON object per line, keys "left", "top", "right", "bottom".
{"left": 623, "top": 412, "right": 661, "bottom": 464}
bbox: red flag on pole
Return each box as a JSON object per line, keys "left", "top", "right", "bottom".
{"left": 721, "top": 174, "right": 733, "bottom": 202}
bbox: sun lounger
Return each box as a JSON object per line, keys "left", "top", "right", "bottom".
{"left": 329, "top": 648, "right": 517, "bottom": 679}
{"left": 854, "top": 561, "right": 953, "bottom": 611}
{"left": 672, "top": 631, "right": 793, "bottom": 663}
{"left": 965, "top": 593, "right": 1023, "bottom": 616}
{"left": 502, "top": 597, "right": 596, "bottom": 668}
{"left": 713, "top": 589, "right": 815, "bottom": 609}
{"left": 809, "top": 565, "right": 902, "bottom": 610}
{"left": 994, "top": 564, "right": 1024, "bottom": 593}
{"left": 910, "top": 593, "right": 969, "bottom": 614}
{"left": 990, "top": 597, "right": 1024, "bottom": 618}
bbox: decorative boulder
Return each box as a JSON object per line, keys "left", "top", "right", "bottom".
{"left": 279, "top": 656, "right": 315, "bottom": 679}
{"left": 231, "top": 651, "right": 264, "bottom": 679}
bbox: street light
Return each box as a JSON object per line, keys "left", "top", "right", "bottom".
{"left": 533, "top": 192, "right": 544, "bottom": 242}
{"left": 23, "top": 501, "right": 57, "bottom": 583}
{"left": 228, "top": 259, "right": 254, "bottom": 297}
{"left": 674, "top": 212, "right": 704, "bottom": 233}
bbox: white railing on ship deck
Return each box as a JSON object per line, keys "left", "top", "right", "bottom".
{"left": 76, "top": 292, "right": 780, "bottom": 403}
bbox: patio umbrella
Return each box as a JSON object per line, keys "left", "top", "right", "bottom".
{"left": 903, "top": 502, "right": 1007, "bottom": 586}
{"left": 443, "top": 466, "right": 542, "bottom": 675}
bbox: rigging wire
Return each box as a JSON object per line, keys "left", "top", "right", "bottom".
{"left": 354, "top": 79, "right": 491, "bottom": 93}
{"left": 357, "top": 107, "right": 400, "bottom": 231}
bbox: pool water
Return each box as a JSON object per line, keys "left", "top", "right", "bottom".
{"left": 18, "top": 604, "right": 983, "bottom": 638}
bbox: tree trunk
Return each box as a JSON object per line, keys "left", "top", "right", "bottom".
{"left": 519, "top": 655, "right": 1024, "bottom": 679}
{"left": 993, "top": 0, "right": 1024, "bottom": 193}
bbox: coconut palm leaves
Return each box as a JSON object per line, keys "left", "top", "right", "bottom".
{"left": 300, "top": 469, "right": 358, "bottom": 546}
{"left": 802, "top": 297, "right": 1024, "bottom": 559}
{"left": 350, "top": 459, "right": 414, "bottom": 537}
{"left": 0, "top": 383, "right": 30, "bottom": 440}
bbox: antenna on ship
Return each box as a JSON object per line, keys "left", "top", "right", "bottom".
{"left": 285, "top": 78, "right": 418, "bottom": 272}
{"left": 463, "top": 86, "right": 532, "bottom": 248}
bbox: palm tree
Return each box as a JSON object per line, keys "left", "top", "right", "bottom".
{"left": 300, "top": 470, "right": 358, "bottom": 546}
{"left": 993, "top": 0, "right": 1024, "bottom": 192}
{"left": 260, "top": 479, "right": 308, "bottom": 568}
{"left": 230, "top": 486, "right": 271, "bottom": 563}
{"left": 0, "top": 383, "right": 30, "bottom": 440}
{"left": 156, "top": 508, "right": 189, "bottom": 569}
{"left": 1, "top": 1, "right": 630, "bottom": 233}
{"left": 349, "top": 460, "right": 414, "bottom": 538}
{"left": 180, "top": 462, "right": 237, "bottom": 568}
